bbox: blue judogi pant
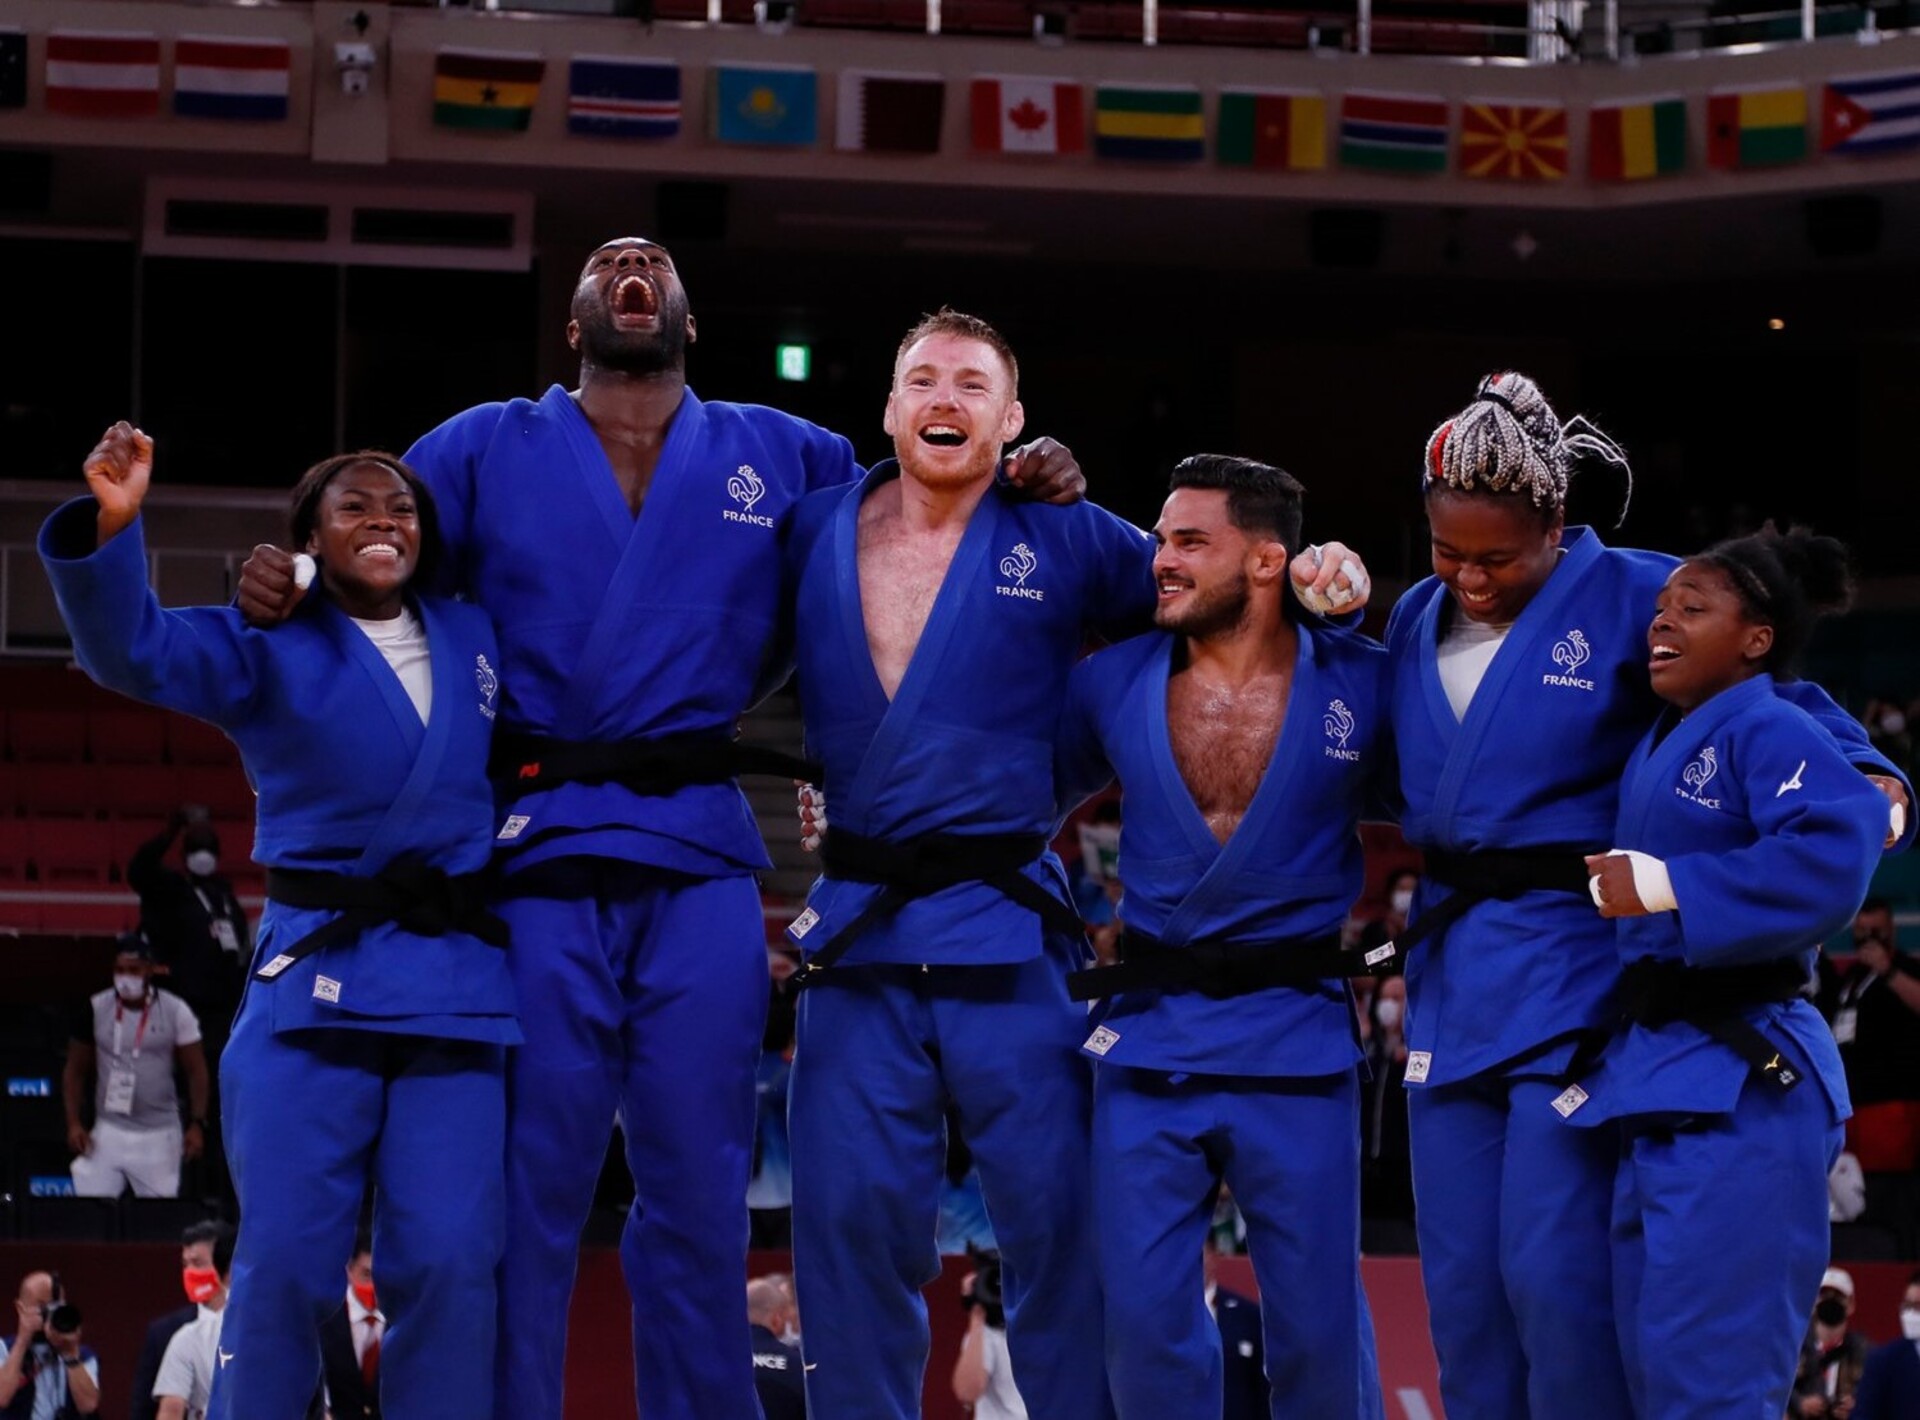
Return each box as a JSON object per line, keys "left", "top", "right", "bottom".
{"left": 1408, "top": 1073, "right": 1634, "bottom": 1420}
{"left": 1093, "top": 1066, "right": 1383, "bottom": 1420}
{"left": 1612, "top": 1082, "right": 1841, "bottom": 1420}
{"left": 209, "top": 1006, "right": 505, "bottom": 1420}
{"left": 789, "top": 945, "right": 1113, "bottom": 1420}
{"left": 492, "top": 861, "right": 769, "bottom": 1420}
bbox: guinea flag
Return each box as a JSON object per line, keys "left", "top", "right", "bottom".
{"left": 1589, "top": 96, "right": 1687, "bottom": 180}
{"left": 1217, "top": 90, "right": 1325, "bottom": 171}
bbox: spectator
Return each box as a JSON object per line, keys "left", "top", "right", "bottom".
{"left": 128, "top": 1221, "right": 229, "bottom": 1420}
{"left": 950, "top": 1251, "right": 1026, "bottom": 1420}
{"left": 311, "top": 1236, "right": 381, "bottom": 1420}
{"left": 1361, "top": 974, "right": 1416, "bottom": 1227}
{"left": 63, "top": 937, "right": 207, "bottom": 1199}
{"left": 127, "top": 808, "right": 250, "bottom": 1037}
{"left": 1205, "top": 1238, "right": 1267, "bottom": 1420}
{"left": 0, "top": 1270, "right": 100, "bottom": 1418}
{"left": 1853, "top": 1270, "right": 1920, "bottom": 1420}
{"left": 1792, "top": 1267, "right": 1872, "bottom": 1419}
{"left": 746, "top": 1277, "right": 805, "bottom": 1420}
{"left": 151, "top": 1224, "right": 234, "bottom": 1420}
{"left": 1824, "top": 901, "right": 1920, "bottom": 1177}
{"left": 748, "top": 949, "right": 799, "bottom": 1249}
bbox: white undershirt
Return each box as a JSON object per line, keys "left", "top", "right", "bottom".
{"left": 1437, "top": 614, "right": 1515, "bottom": 723}
{"left": 351, "top": 607, "right": 432, "bottom": 725}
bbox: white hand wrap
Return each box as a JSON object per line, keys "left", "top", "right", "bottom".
{"left": 1891, "top": 801, "right": 1907, "bottom": 843}
{"left": 1588, "top": 850, "right": 1677, "bottom": 912}
{"left": 1295, "top": 547, "right": 1370, "bottom": 616}
{"left": 292, "top": 553, "right": 317, "bottom": 591}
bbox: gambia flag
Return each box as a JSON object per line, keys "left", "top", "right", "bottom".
{"left": 1217, "top": 90, "right": 1325, "bottom": 171}
{"left": 433, "top": 49, "right": 545, "bottom": 132}
{"left": 1339, "top": 91, "right": 1447, "bottom": 174}
{"left": 1707, "top": 85, "right": 1807, "bottom": 168}
{"left": 1589, "top": 96, "right": 1686, "bottom": 180}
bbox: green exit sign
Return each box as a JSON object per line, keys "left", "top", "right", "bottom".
{"left": 776, "top": 343, "right": 812, "bottom": 382}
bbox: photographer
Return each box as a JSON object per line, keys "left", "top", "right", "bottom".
{"left": 951, "top": 1251, "right": 1027, "bottom": 1420}
{"left": 0, "top": 1270, "right": 100, "bottom": 1418}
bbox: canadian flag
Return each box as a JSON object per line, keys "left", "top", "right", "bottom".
{"left": 970, "top": 77, "right": 1085, "bottom": 155}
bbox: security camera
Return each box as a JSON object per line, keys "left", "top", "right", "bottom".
{"left": 334, "top": 41, "right": 376, "bottom": 96}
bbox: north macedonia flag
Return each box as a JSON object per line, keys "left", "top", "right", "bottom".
{"left": 1460, "top": 102, "right": 1569, "bottom": 180}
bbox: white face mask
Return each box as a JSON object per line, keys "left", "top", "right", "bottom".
{"left": 114, "top": 973, "right": 148, "bottom": 1002}
{"left": 185, "top": 850, "right": 218, "bottom": 877}
{"left": 779, "top": 1324, "right": 801, "bottom": 1347}
{"left": 1901, "top": 1306, "right": 1920, "bottom": 1342}
{"left": 1375, "top": 997, "right": 1404, "bottom": 1031}
{"left": 1390, "top": 888, "right": 1414, "bottom": 917}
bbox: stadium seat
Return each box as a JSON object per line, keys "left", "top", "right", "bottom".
{"left": 0, "top": 819, "right": 32, "bottom": 885}
{"left": 21, "top": 764, "right": 104, "bottom": 818}
{"left": 88, "top": 707, "right": 169, "bottom": 765}
{"left": 182, "top": 768, "right": 255, "bottom": 821}
{"left": 29, "top": 820, "right": 112, "bottom": 888}
{"left": 7, "top": 710, "right": 88, "bottom": 763}
{"left": 109, "top": 764, "right": 187, "bottom": 819}
{"left": 167, "top": 714, "right": 237, "bottom": 767}
{"left": 110, "top": 816, "right": 168, "bottom": 878}
{"left": 39, "top": 896, "right": 139, "bottom": 937}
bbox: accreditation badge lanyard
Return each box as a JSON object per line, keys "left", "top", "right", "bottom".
{"left": 104, "top": 995, "right": 153, "bottom": 1116}
{"left": 195, "top": 885, "right": 240, "bottom": 954}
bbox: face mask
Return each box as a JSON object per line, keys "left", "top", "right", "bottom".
{"left": 185, "top": 850, "right": 218, "bottom": 877}
{"left": 1881, "top": 711, "right": 1908, "bottom": 737}
{"left": 1815, "top": 1296, "right": 1849, "bottom": 1327}
{"left": 182, "top": 1267, "right": 221, "bottom": 1304}
{"left": 1390, "top": 889, "right": 1414, "bottom": 917}
{"left": 115, "top": 973, "right": 148, "bottom": 1002}
{"left": 352, "top": 1280, "right": 378, "bottom": 1313}
{"left": 780, "top": 1323, "right": 801, "bottom": 1347}
{"left": 1375, "top": 998, "right": 1404, "bottom": 1031}
{"left": 1902, "top": 1307, "right": 1920, "bottom": 1342}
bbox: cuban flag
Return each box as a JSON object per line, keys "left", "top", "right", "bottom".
{"left": 173, "top": 36, "right": 291, "bottom": 121}
{"left": 1821, "top": 71, "right": 1920, "bottom": 156}
{"left": 567, "top": 56, "right": 680, "bottom": 139}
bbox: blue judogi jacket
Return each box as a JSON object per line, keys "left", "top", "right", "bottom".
{"left": 404, "top": 384, "right": 859, "bottom": 877}
{"left": 40, "top": 500, "right": 517, "bottom": 1042}
{"left": 1386, "top": 527, "right": 1907, "bottom": 1087}
{"left": 1565, "top": 675, "right": 1882, "bottom": 1126}
{"left": 1056, "top": 624, "right": 1395, "bottom": 1076}
{"left": 783, "top": 462, "right": 1155, "bottom": 966}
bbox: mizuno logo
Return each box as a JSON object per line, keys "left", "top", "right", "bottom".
{"left": 218, "top": 1349, "right": 234, "bottom": 1369}
{"left": 1777, "top": 761, "right": 1806, "bottom": 797}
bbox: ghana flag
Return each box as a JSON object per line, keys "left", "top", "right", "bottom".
{"left": 434, "top": 49, "right": 545, "bottom": 131}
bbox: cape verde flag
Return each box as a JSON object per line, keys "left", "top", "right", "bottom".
{"left": 1821, "top": 71, "right": 1920, "bottom": 156}
{"left": 173, "top": 36, "right": 291, "bottom": 121}
{"left": 568, "top": 56, "right": 680, "bottom": 139}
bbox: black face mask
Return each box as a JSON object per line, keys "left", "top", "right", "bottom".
{"left": 1815, "top": 1296, "right": 1849, "bottom": 1327}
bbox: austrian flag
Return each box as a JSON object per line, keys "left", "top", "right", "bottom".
{"left": 970, "top": 76, "right": 1085, "bottom": 155}
{"left": 47, "top": 31, "right": 159, "bottom": 119}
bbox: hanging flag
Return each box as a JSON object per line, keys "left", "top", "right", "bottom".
{"left": 567, "top": 56, "right": 680, "bottom": 139}
{"left": 1820, "top": 70, "right": 1920, "bottom": 156}
{"left": 1339, "top": 92, "right": 1447, "bottom": 174}
{"left": 1707, "top": 85, "right": 1807, "bottom": 168}
{"left": 1459, "top": 101, "right": 1567, "bottom": 179}
{"left": 969, "top": 76, "right": 1085, "bottom": 155}
{"left": 1589, "top": 96, "right": 1686, "bottom": 180}
{"left": 712, "top": 64, "right": 817, "bottom": 146}
{"left": 173, "top": 36, "right": 291, "bottom": 122}
{"left": 1094, "top": 84, "right": 1203, "bottom": 161}
{"left": 46, "top": 31, "right": 159, "bottom": 119}
{"left": 433, "top": 49, "right": 545, "bottom": 132}
{"left": 1216, "top": 90, "right": 1325, "bottom": 171}
{"left": 836, "top": 71, "right": 944, "bottom": 153}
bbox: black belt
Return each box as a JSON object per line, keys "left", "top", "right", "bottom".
{"left": 490, "top": 731, "right": 821, "bottom": 797}
{"left": 1366, "top": 846, "right": 1594, "bottom": 974}
{"left": 1613, "top": 956, "right": 1807, "bottom": 1091}
{"left": 793, "top": 829, "right": 1084, "bottom": 986}
{"left": 1067, "top": 927, "right": 1356, "bottom": 1002}
{"left": 256, "top": 862, "right": 509, "bottom": 982}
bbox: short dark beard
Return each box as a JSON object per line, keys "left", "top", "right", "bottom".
{"left": 573, "top": 286, "right": 692, "bottom": 376}
{"left": 1155, "top": 572, "right": 1252, "bottom": 641}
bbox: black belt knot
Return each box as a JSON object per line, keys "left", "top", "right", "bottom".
{"left": 1369, "top": 845, "right": 1595, "bottom": 972}
{"left": 257, "top": 860, "right": 509, "bottom": 982}
{"left": 1565, "top": 956, "right": 1809, "bottom": 1092}
{"left": 1067, "top": 928, "right": 1357, "bottom": 1002}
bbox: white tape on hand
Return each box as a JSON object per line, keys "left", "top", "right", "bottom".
{"left": 1891, "top": 801, "right": 1907, "bottom": 844}
{"left": 292, "top": 553, "right": 317, "bottom": 591}
{"left": 1623, "top": 849, "right": 1677, "bottom": 913}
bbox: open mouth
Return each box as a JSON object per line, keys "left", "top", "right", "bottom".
{"left": 1649, "top": 643, "right": 1683, "bottom": 668}
{"left": 356, "top": 542, "right": 403, "bottom": 563}
{"left": 1157, "top": 575, "right": 1191, "bottom": 598}
{"left": 918, "top": 424, "right": 967, "bottom": 448}
{"left": 612, "top": 273, "right": 659, "bottom": 324}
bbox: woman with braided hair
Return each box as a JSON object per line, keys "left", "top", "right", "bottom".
{"left": 1573, "top": 525, "right": 1885, "bottom": 1417}
{"left": 1382, "top": 374, "right": 1911, "bottom": 1419}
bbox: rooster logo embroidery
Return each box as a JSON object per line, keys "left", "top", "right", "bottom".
{"left": 1552, "top": 630, "right": 1591, "bottom": 673}
{"left": 1682, "top": 746, "right": 1718, "bottom": 793}
{"left": 727, "top": 465, "right": 765, "bottom": 513}
{"left": 1324, "top": 699, "right": 1355, "bottom": 748}
{"left": 1000, "top": 544, "right": 1038, "bottom": 585}
{"left": 475, "top": 654, "right": 498, "bottom": 720}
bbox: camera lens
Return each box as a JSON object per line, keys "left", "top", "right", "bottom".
{"left": 48, "top": 1303, "right": 80, "bottom": 1333}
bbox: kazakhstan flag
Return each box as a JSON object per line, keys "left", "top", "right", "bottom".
{"left": 712, "top": 64, "right": 817, "bottom": 146}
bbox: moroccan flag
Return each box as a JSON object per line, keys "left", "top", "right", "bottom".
{"left": 1217, "top": 90, "right": 1325, "bottom": 170}
{"left": 1459, "top": 101, "right": 1567, "bottom": 179}
{"left": 1821, "top": 71, "right": 1920, "bottom": 156}
{"left": 173, "top": 36, "right": 291, "bottom": 122}
{"left": 1340, "top": 92, "right": 1447, "bottom": 174}
{"left": 433, "top": 49, "right": 545, "bottom": 131}
{"left": 836, "top": 71, "right": 944, "bottom": 153}
{"left": 567, "top": 56, "right": 679, "bottom": 139}
{"left": 1094, "top": 84, "right": 1203, "bottom": 161}
{"left": 1707, "top": 85, "right": 1807, "bottom": 168}
{"left": 46, "top": 31, "right": 159, "bottom": 119}
{"left": 1589, "top": 96, "right": 1686, "bottom": 180}
{"left": 711, "top": 64, "right": 817, "bottom": 146}
{"left": 969, "top": 76, "right": 1085, "bottom": 155}
{"left": 0, "top": 31, "right": 25, "bottom": 109}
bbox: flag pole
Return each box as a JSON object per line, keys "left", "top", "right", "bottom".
{"left": 1144, "top": 0, "right": 1159, "bottom": 45}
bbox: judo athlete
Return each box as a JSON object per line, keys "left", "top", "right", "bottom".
{"left": 43, "top": 425, "right": 516, "bottom": 1420}
{"left": 1579, "top": 527, "right": 1886, "bottom": 1420}
{"left": 1383, "top": 373, "right": 1911, "bottom": 1420}
{"left": 1056, "top": 454, "right": 1388, "bottom": 1420}
{"left": 237, "top": 244, "right": 1085, "bottom": 1420}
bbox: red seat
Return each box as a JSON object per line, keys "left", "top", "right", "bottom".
{"left": 88, "top": 708, "right": 169, "bottom": 766}
{"left": 0, "top": 761, "right": 22, "bottom": 816}
{"left": 21, "top": 764, "right": 105, "bottom": 818}
{"left": 166, "top": 715, "right": 237, "bottom": 767}
{"left": 0, "top": 893, "right": 43, "bottom": 933}
{"left": 109, "top": 817, "right": 169, "bottom": 878}
{"left": 40, "top": 894, "right": 139, "bottom": 937}
{"left": 9, "top": 710, "right": 88, "bottom": 764}
{"left": 104, "top": 765, "right": 184, "bottom": 820}
{"left": 30, "top": 820, "right": 112, "bottom": 888}
{"left": 0, "top": 820, "right": 31, "bottom": 885}
{"left": 182, "top": 767, "right": 254, "bottom": 821}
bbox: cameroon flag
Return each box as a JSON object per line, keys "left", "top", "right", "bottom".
{"left": 1589, "top": 97, "right": 1686, "bottom": 180}
{"left": 434, "top": 49, "right": 545, "bottom": 131}
{"left": 1707, "top": 85, "right": 1807, "bottom": 168}
{"left": 1217, "top": 90, "right": 1325, "bottom": 171}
